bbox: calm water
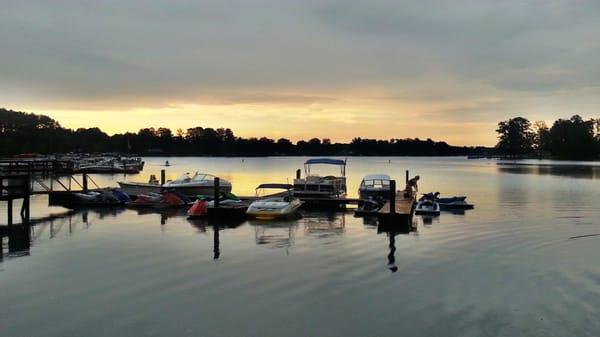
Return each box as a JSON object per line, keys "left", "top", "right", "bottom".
{"left": 2, "top": 157, "right": 600, "bottom": 337}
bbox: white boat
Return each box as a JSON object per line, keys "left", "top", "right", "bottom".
{"left": 358, "top": 174, "right": 391, "bottom": 200}
{"left": 415, "top": 199, "right": 441, "bottom": 216}
{"left": 293, "top": 158, "right": 347, "bottom": 198}
{"left": 246, "top": 184, "right": 302, "bottom": 219}
{"left": 118, "top": 172, "right": 232, "bottom": 197}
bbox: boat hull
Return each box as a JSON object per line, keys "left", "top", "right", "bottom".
{"left": 118, "top": 182, "right": 232, "bottom": 197}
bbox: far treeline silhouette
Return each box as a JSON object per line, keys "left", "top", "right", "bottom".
{"left": 496, "top": 115, "right": 600, "bottom": 159}
{"left": 0, "top": 108, "right": 487, "bottom": 156}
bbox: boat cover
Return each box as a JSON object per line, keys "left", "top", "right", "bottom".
{"left": 256, "top": 183, "right": 293, "bottom": 190}
{"left": 304, "top": 158, "right": 346, "bottom": 166}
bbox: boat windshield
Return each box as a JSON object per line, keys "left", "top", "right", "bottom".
{"left": 362, "top": 179, "right": 390, "bottom": 188}
{"left": 171, "top": 173, "right": 192, "bottom": 183}
{"left": 191, "top": 173, "right": 215, "bottom": 182}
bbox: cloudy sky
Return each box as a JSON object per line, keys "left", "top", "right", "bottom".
{"left": 1, "top": 0, "right": 599, "bottom": 145}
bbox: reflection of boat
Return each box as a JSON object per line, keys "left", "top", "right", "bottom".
{"left": 358, "top": 174, "right": 390, "bottom": 199}
{"left": 118, "top": 172, "right": 232, "bottom": 197}
{"left": 415, "top": 199, "right": 440, "bottom": 216}
{"left": 301, "top": 210, "right": 346, "bottom": 236}
{"left": 246, "top": 184, "right": 302, "bottom": 220}
{"left": 248, "top": 219, "right": 298, "bottom": 250}
{"left": 293, "top": 158, "right": 347, "bottom": 198}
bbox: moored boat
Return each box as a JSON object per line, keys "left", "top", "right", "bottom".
{"left": 293, "top": 158, "right": 347, "bottom": 199}
{"left": 118, "top": 172, "right": 232, "bottom": 197}
{"left": 246, "top": 184, "right": 302, "bottom": 220}
{"left": 358, "top": 174, "right": 391, "bottom": 200}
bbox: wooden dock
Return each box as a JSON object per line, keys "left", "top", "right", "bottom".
{"left": 377, "top": 180, "right": 416, "bottom": 230}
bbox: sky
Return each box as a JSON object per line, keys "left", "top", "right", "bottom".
{"left": 1, "top": 0, "right": 600, "bottom": 146}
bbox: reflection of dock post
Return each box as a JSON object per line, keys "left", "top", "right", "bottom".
{"left": 214, "top": 177, "right": 220, "bottom": 208}
{"left": 389, "top": 180, "right": 396, "bottom": 214}
{"left": 213, "top": 225, "right": 220, "bottom": 259}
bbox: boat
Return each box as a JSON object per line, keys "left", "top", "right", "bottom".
{"left": 358, "top": 174, "right": 391, "bottom": 199}
{"left": 354, "top": 196, "right": 385, "bottom": 216}
{"left": 421, "top": 192, "right": 474, "bottom": 210}
{"left": 437, "top": 196, "right": 474, "bottom": 209}
{"left": 246, "top": 184, "right": 302, "bottom": 219}
{"left": 293, "top": 158, "right": 347, "bottom": 198}
{"left": 118, "top": 172, "right": 232, "bottom": 197}
{"left": 69, "top": 189, "right": 130, "bottom": 206}
{"left": 415, "top": 199, "right": 440, "bottom": 216}
{"left": 127, "top": 191, "right": 192, "bottom": 208}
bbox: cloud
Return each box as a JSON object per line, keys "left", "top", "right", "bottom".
{"left": 1, "top": 0, "right": 600, "bottom": 145}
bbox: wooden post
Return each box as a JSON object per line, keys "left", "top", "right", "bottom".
{"left": 160, "top": 169, "right": 166, "bottom": 191}
{"left": 214, "top": 177, "right": 220, "bottom": 208}
{"left": 389, "top": 180, "right": 396, "bottom": 214}
{"left": 7, "top": 199, "right": 13, "bottom": 225}
{"left": 82, "top": 173, "right": 88, "bottom": 192}
{"left": 405, "top": 170, "right": 409, "bottom": 184}
{"left": 296, "top": 169, "right": 301, "bottom": 179}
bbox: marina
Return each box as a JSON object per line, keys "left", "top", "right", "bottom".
{"left": 2, "top": 156, "right": 599, "bottom": 337}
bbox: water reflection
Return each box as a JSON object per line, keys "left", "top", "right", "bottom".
{"left": 300, "top": 210, "right": 346, "bottom": 237}
{"left": 249, "top": 219, "right": 298, "bottom": 252}
{"left": 498, "top": 163, "right": 600, "bottom": 179}
{"left": 1, "top": 207, "right": 126, "bottom": 261}
{"left": 377, "top": 222, "right": 417, "bottom": 273}
{"left": 187, "top": 218, "right": 244, "bottom": 259}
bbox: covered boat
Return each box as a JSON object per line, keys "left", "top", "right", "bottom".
{"left": 118, "top": 172, "right": 232, "bottom": 197}
{"left": 358, "top": 174, "right": 391, "bottom": 200}
{"left": 246, "top": 184, "right": 302, "bottom": 219}
{"left": 293, "top": 158, "right": 347, "bottom": 198}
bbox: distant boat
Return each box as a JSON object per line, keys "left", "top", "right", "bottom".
{"left": 118, "top": 172, "right": 232, "bottom": 197}
{"left": 165, "top": 160, "right": 170, "bottom": 166}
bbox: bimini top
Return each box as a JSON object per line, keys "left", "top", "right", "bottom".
{"left": 256, "top": 183, "right": 294, "bottom": 190}
{"left": 304, "top": 158, "right": 346, "bottom": 166}
{"left": 362, "top": 174, "right": 391, "bottom": 181}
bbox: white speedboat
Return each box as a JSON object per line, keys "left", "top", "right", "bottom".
{"left": 415, "top": 199, "right": 440, "bottom": 216}
{"left": 118, "top": 172, "right": 231, "bottom": 197}
{"left": 293, "top": 158, "right": 347, "bottom": 198}
{"left": 358, "top": 174, "right": 391, "bottom": 200}
{"left": 246, "top": 184, "right": 302, "bottom": 219}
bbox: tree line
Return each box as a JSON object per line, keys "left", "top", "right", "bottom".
{"left": 0, "top": 108, "right": 484, "bottom": 156}
{"left": 496, "top": 115, "right": 600, "bottom": 159}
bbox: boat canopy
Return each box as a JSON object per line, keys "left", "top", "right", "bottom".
{"left": 304, "top": 158, "right": 346, "bottom": 176}
{"left": 362, "top": 174, "right": 390, "bottom": 182}
{"left": 256, "top": 183, "right": 294, "bottom": 190}
{"left": 304, "top": 158, "right": 346, "bottom": 166}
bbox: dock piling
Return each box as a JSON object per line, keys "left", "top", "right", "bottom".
{"left": 82, "top": 174, "right": 88, "bottom": 192}
{"left": 296, "top": 169, "right": 301, "bottom": 180}
{"left": 389, "top": 180, "right": 396, "bottom": 214}
{"left": 160, "top": 169, "right": 166, "bottom": 191}
{"left": 214, "top": 177, "right": 220, "bottom": 208}
{"left": 405, "top": 170, "right": 409, "bottom": 184}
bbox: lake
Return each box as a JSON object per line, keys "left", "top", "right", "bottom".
{"left": 2, "top": 156, "right": 600, "bottom": 337}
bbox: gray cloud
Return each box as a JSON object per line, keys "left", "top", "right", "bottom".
{"left": 1, "top": 0, "right": 600, "bottom": 122}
